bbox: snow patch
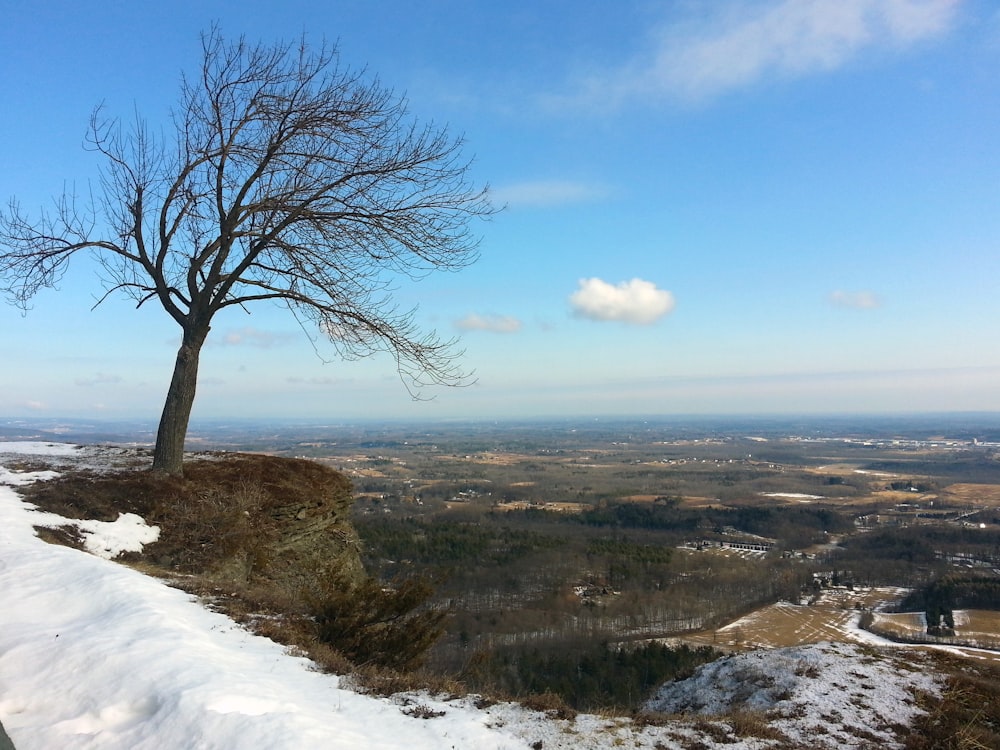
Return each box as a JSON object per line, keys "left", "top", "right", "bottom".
{"left": 645, "top": 641, "right": 940, "bottom": 748}
{"left": 0, "top": 466, "right": 60, "bottom": 486}
{"left": 0, "top": 441, "right": 81, "bottom": 456}
{"left": 66, "top": 513, "right": 161, "bottom": 559}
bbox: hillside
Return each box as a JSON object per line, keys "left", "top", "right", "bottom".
{"left": 1, "top": 442, "right": 996, "bottom": 749}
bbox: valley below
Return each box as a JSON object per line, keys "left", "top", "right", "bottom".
{"left": 3, "top": 413, "right": 1000, "bottom": 748}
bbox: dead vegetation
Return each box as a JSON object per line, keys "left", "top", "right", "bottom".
{"left": 905, "top": 653, "right": 1000, "bottom": 750}
{"left": 20, "top": 454, "right": 446, "bottom": 677}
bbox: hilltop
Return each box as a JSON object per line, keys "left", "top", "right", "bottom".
{"left": 1, "top": 442, "right": 998, "bottom": 749}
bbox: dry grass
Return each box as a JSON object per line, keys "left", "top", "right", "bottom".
{"left": 21, "top": 454, "right": 445, "bottom": 679}
{"left": 868, "top": 611, "right": 1000, "bottom": 653}
{"left": 905, "top": 653, "right": 1000, "bottom": 750}
{"left": 679, "top": 597, "right": 866, "bottom": 651}
{"left": 346, "top": 666, "right": 466, "bottom": 700}
{"left": 725, "top": 710, "right": 790, "bottom": 742}
{"left": 21, "top": 453, "right": 354, "bottom": 569}
{"left": 942, "top": 483, "right": 1000, "bottom": 508}
{"left": 869, "top": 612, "right": 927, "bottom": 639}
{"left": 519, "top": 691, "right": 578, "bottom": 720}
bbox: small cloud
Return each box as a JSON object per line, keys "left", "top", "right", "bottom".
{"left": 829, "top": 289, "right": 882, "bottom": 309}
{"left": 570, "top": 278, "right": 675, "bottom": 324}
{"left": 287, "top": 376, "right": 345, "bottom": 385}
{"left": 489, "top": 180, "right": 609, "bottom": 208}
{"left": 24, "top": 400, "right": 46, "bottom": 411}
{"left": 455, "top": 313, "right": 523, "bottom": 333}
{"left": 219, "top": 326, "right": 294, "bottom": 348}
{"left": 75, "top": 373, "right": 123, "bottom": 387}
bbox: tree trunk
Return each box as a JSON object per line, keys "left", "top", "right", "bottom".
{"left": 152, "top": 326, "right": 209, "bottom": 475}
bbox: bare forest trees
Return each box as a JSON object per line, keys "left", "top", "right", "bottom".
{"left": 0, "top": 29, "right": 492, "bottom": 474}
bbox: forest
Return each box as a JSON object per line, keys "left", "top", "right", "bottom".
{"left": 264, "top": 415, "right": 1000, "bottom": 708}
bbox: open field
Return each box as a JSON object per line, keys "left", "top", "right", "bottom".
{"left": 943, "top": 482, "right": 1000, "bottom": 507}
{"left": 270, "top": 417, "right": 1000, "bottom": 677}
{"left": 872, "top": 609, "right": 1000, "bottom": 651}
{"left": 673, "top": 587, "right": 904, "bottom": 650}
{"left": 869, "top": 611, "right": 925, "bottom": 639}
{"left": 669, "top": 588, "right": 1000, "bottom": 664}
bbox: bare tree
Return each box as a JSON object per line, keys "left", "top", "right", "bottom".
{"left": 0, "top": 29, "right": 492, "bottom": 474}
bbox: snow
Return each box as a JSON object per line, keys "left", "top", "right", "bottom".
{"left": 61, "top": 513, "right": 161, "bottom": 560}
{"left": 0, "top": 441, "right": 82, "bottom": 456}
{"left": 645, "top": 642, "right": 938, "bottom": 748}
{"left": 0, "top": 442, "right": 949, "bottom": 750}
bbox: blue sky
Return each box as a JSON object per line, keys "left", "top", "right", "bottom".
{"left": 2, "top": 0, "right": 1000, "bottom": 421}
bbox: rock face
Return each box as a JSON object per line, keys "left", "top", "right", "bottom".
{"left": 21, "top": 452, "right": 366, "bottom": 593}
{"left": 0, "top": 719, "right": 14, "bottom": 750}
{"left": 154, "top": 454, "right": 366, "bottom": 591}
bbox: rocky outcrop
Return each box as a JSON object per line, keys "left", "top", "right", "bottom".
{"left": 151, "top": 454, "right": 366, "bottom": 591}
{"left": 22, "top": 452, "right": 366, "bottom": 593}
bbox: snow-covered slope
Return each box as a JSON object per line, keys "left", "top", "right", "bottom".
{"left": 645, "top": 641, "right": 940, "bottom": 748}
{"left": 0, "top": 443, "right": 945, "bottom": 750}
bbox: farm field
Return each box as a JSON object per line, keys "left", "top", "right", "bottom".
{"left": 673, "top": 587, "right": 903, "bottom": 650}
{"left": 263, "top": 417, "right": 1000, "bottom": 676}
{"left": 670, "top": 587, "right": 1000, "bottom": 664}
{"left": 943, "top": 482, "right": 1000, "bottom": 507}
{"left": 872, "top": 609, "right": 1000, "bottom": 651}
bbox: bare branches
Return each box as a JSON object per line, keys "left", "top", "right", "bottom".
{"left": 1, "top": 26, "right": 492, "bottom": 393}
{"left": 0, "top": 194, "right": 116, "bottom": 309}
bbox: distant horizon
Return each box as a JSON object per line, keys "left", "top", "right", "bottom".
{"left": 5, "top": 409, "right": 1000, "bottom": 430}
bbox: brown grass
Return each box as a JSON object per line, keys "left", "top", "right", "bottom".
{"left": 21, "top": 454, "right": 446, "bottom": 678}
{"left": 519, "top": 691, "right": 578, "bottom": 720}
{"left": 725, "top": 710, "right": 789, "bottom": 742}
{"left": 905, "top": 653, "right": 1000, "bottom": 750}
{"left": 942, "top": 483, "right": 1000, "bottom": 508}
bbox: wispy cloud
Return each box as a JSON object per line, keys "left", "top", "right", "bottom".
{"left": 489, "top": 180, "right": 610, "bottom": 208}
{"left": 455, "top": 313, "right": 523, "bottom": 333}
{"left": 218, "top": 326, "right": 294, "bottom": 348}
{"left": 74, "top": 373, "right": 123, "bottom": 387}
{"left": 570, "top": 278, "right": 675, "bottom": 324}
{"left": 566, "top": 0, "right": 960, "bottom": 107}
{"left": 287, "top": 376, "right": 349, "bottom": 386}
{"left": 829, "top": 289, "right": 882, "bottom": 309}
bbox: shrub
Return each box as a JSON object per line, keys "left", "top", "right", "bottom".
{"left": 308, "top": 573, "right": 447, "bottom": 671}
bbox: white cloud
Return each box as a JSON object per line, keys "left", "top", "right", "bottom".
{"left": 829, "top": 289, "right": 882, "bottom": 309}
{"left": 489, "top": 180, "right": 609, "bottom": 208}
{"left": 287, "top": 376, "right": 349, "bottom": 385}
{"left": 455, "top": 313, "right": 523, "bottom": 333}
{"left": 219, "top": 326, "right": 294, "bottom": 348}
{"left": 569, "top": 278, "right": 675, "bottom": 324}
{"left": 572, "top": 0, "right": 960, "bottom": 105}
{"left": 74, "top": 373, "right": 123, "bottom": 387}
